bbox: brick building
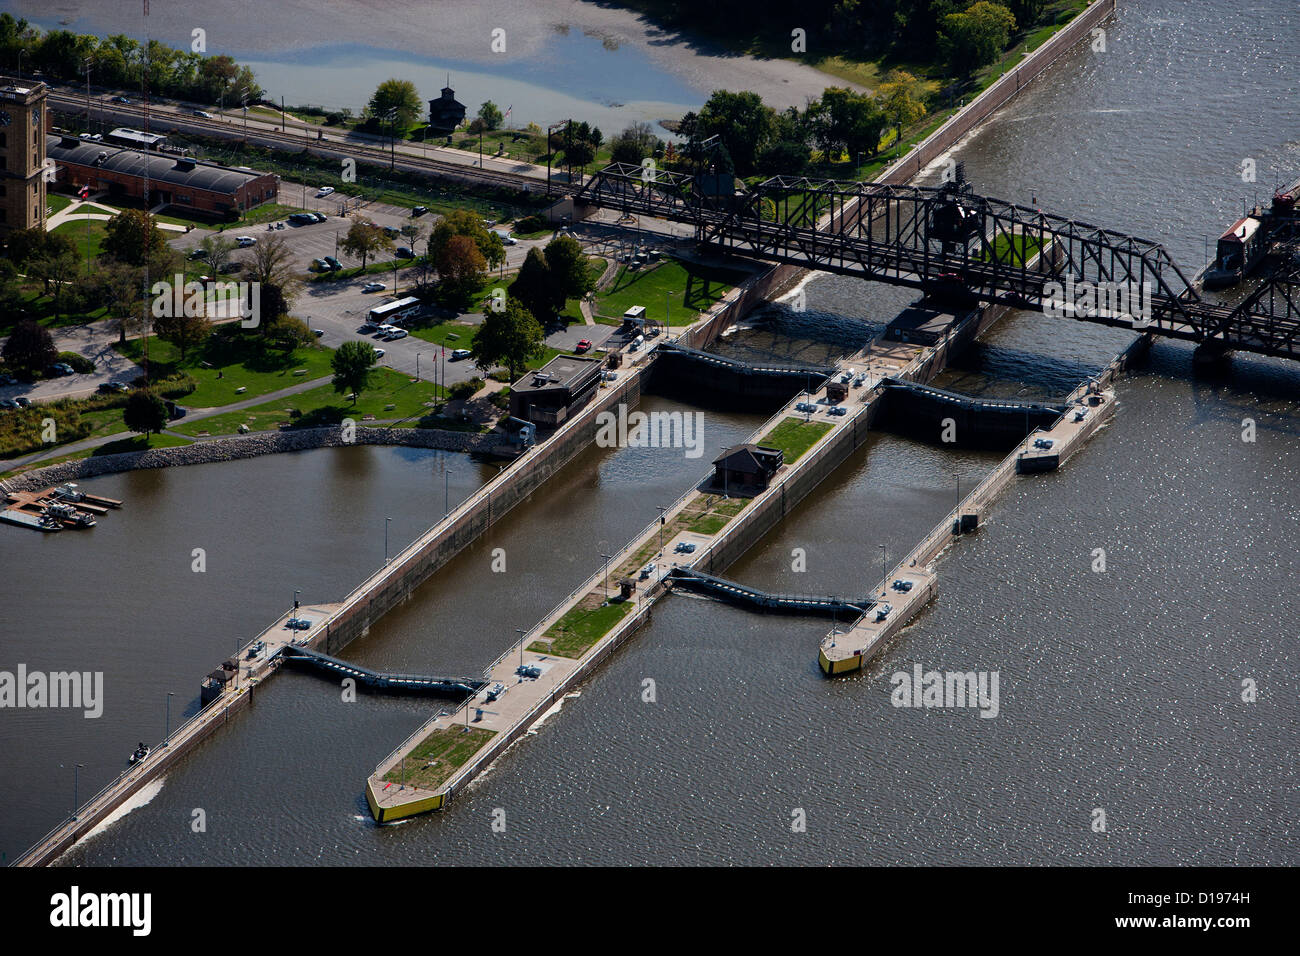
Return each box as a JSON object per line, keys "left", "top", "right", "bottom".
{"left": 45, "top": 135, "right": 278, "bottom": 220}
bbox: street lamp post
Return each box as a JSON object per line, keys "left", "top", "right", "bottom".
{"left": 879, "top": 544, "right": 887, "bottom": 597}
{"left": 164, "top": 692, "right": 175, "bottom": 746}
{"left": 444, "top": 468, "right": 452, "bottom": 516}
{"left": 600, "top": 551, "right": 612, "bottom": 600}
{"left": 384, "top": 516, "right": 392, "bottom": 565}
{"left": 516, "top": 628, "right": 527, "bottom": 673}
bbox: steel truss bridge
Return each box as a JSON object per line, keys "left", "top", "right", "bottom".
{"left": 575, "top": 163, "right": 1300, "bottom": 361}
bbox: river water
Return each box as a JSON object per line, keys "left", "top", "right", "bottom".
{"left": 2, "top": 0, "right": 1297, "bottom": 864}
{"left": 13, "top": 0, "right": 844, "bottom": 133}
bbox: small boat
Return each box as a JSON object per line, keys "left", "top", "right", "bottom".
{"left": 129, "top": 742, "right": 150, "bottom": 765}
{"left": 45, "top": 503, "right": 96, "bottom": 528}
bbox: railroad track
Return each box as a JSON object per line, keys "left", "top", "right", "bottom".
{"left": 45, "top": 88, "right": 558, "bottom": 193}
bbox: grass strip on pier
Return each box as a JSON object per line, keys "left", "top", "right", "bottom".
{"left": 381, "top": 726, "right": 496, "bottom": 792}
{"left": 760, "top": 418, "right": 833, "bottom": 463}
{"left": 531, "top": 596, "right": 633, "bottom": 659}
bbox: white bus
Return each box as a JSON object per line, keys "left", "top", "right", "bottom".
{"left": 367, "top": 296, "right": 422, "bottom": 328}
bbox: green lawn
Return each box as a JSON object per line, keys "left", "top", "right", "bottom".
{"left": 409, "top": 320, "right": 478, "bottom": 350}
{"left": 115, "top": 332, "right": 335, "bottom": 408}
{"left": 530, "top": 598, "right": 633, "bottom": 659}
{"left": 381, "top": 726, "right": 495, "bottom": 792}
{"left": 173, "top": 367, "right": 445, "bottom": 436}
{"left": 593, "top": 258, "right": 744, "bottom": 326}
{"left": 51, "top": 219, "right": 108, "bottom": 262}
{"left": 46, "top": 193, "right": 73, "bottom": 215}
{"left": 760, "top": 418, "right": 833, "bottom": 463}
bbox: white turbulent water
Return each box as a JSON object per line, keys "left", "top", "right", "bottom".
{"left": 10, "top": 0, "right": 1300, "bottom": 864}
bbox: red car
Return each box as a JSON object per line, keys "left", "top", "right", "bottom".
{"left": 575, "top": 339, "right": 592, "bottom": 353}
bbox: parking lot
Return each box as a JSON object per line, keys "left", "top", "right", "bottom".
{"left": 171, "top": 188, "right": 613, "bottom": 388}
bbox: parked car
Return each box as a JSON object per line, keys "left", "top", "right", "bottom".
{"left": 395, "top": 246, "right": 414, "bottom": 259}
{"left": 290, "top": 213, "right": 318, "bottom": 226}
{"left": 794, "top": 401, "right": 817, "bottom": 414}
{"left": 323, "top": 256, "right": 342, "bottom": 270}
{"left": 828, "top": 405, "right": 848, "bottom": 416}
{"left": 14, "top": 396, "right": 31, "bottom": 408}
{"left": 674, "top": 541, "right": 697, "bottom": 554}
{"left": 383, "top": 329, "right": 408, "bottom": 341}
{"left": 485, "top": 682, "right": 506, "bottom": 702}
{"left": 0, "top": 398, "right": 18, "bottom": 410}
{"left": 310, "top": 211, "right": 328, "bottom": 223}
{"left": 411, "top": 205, "right": 428, "bottom": 217}
{"left": 312, "top": 329, "right": 325, "bottom": 338}
{"left": 110, "top": 95, "right": 130, "bottom": 104}
{"left": 574, "top": 339, "right": 592, "bottom": 353}
{"left": 362, "top": 281, "right": 386, "bottom": 293}
{"left": 373, "top": 348, "right": 386, "bottom": 358}
{"left": 47, "top": 363, "right": 74, "bottom": 377}
{"left": 192, "top": 109, "right": 214, "bottom": 118}
{"left": 311, "top": 258, "right": 330, "bottom": 272}
{"left": 874, "top": 603, "right": 893, "bottom": 622}
{"left": 891, "top": 579, "right": 914, "bottom": 593}
{"left": 382, "top": 225, "right": 399, "bottom": 239}
{"left": 493, "top": 230, "right": 518, "bottom": 245}
{"left": 450, "top": 348, "right": 472, "bottom": 361}
{"left": 234, "top": 236, "right": 257, "bottom": 247}
{"left": 286, "top": 617, "right": 312, "bottom": 631}
{"left": 316, "top": 186, "right": 335, "bottom": 197}
{"left": 187, "top": 247, "right": 206, "bottom": 260}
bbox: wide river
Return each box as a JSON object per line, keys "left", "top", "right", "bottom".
{"left": 1, "top": 0, "right": 1296, "bottom": 864}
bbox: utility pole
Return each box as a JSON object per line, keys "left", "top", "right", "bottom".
{"left": 164, "top": 692, "right": 174, "bottom": 746}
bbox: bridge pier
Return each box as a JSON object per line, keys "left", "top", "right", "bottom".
{"left": 1192, "top": 340, "right": 1234, "bottom": 370}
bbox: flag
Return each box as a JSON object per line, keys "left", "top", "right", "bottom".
{"left": 504, "top": 104, "right": 512, "bottom": 122}
{"left": 77, "top": 184, "right": 90, "bottom": 199}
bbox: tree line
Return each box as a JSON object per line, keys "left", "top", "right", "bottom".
{"left": 0, "top": 13, "right": 262, "bottom": 106}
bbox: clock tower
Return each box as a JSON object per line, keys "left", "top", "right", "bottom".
{"left": 0, "top": 77, "right": 49, "bottom": 235}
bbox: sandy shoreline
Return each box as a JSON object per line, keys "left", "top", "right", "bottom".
{"left": 13, "top": 0, "right": 857, "bottom": 112}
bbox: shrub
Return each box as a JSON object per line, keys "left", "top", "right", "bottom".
{"left": 449, "top": 377, "right": 484, "bottom": 401}
{"left": 56, "top": 351, "right": 96, "bottom": 374}
{"left": 515, "top": 214, "right": 547, "bottom": 234}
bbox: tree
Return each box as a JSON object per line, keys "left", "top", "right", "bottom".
{"left": 264, "top": 315, "right": 314, "bottom": 353}
{"left": 609, "top": 121, "right": 659, "bottom": 165}
{"left": 430, "top": 209, "right": 503, "bottom": 269}
{"left": 435, "top": 235, "right": 487, "bottom": 309}
{"left": 98, "top": 262, "right": 147, "bottom": 345}
{"left": 809, "top": 87, "right": 888, "bottom": 160}
{"left": 123, "top": 390, "right": 168, "bottom": 436}
{"left": 509, "top": 248, "right": 560, "bottom": 325}
{"left": 878, "top": 71, "right": 928, "bottom": 142}
{"left": 544, "top": 234, "right": 593, "bottom": 302}
{"left": 939, "top": 2, "right": 1017, "bottom": 75}
{"left": 198, "top": 234, "right": 236, "bottom": 275}
{"left": 153, "top": 310, "right": 212, "bottom": 361}
{"left": 368, "top": 78, "right": 422, "bottom": 131}
{"left": 103, "top": 209, "right": 168, "bottom": 266}
{"left": 331, "top": 340, "right": 377, "bottom": 404}
{"left": 340, "top": 217, "right": 390, "bottom": 271}
{"left": 2, "top": 318, "right": 56, "bottom": 375}
{"left": 695, "top": 90, "right": 775, "bottom": 176}
{"left": 478, "top": 101, "right": 503, "bottom": 131}
{"left": 471, "top": 299, "right": 545, "bottom": 381}
{"left": 243, "top": 234, "right": 302, "bottom": 327}
{"left": 561, "top": 121, "right": 602, "bottom": 175}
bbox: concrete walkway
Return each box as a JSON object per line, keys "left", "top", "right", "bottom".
{"left": 46, "top": 197, "right": 189, "bottom": 233}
